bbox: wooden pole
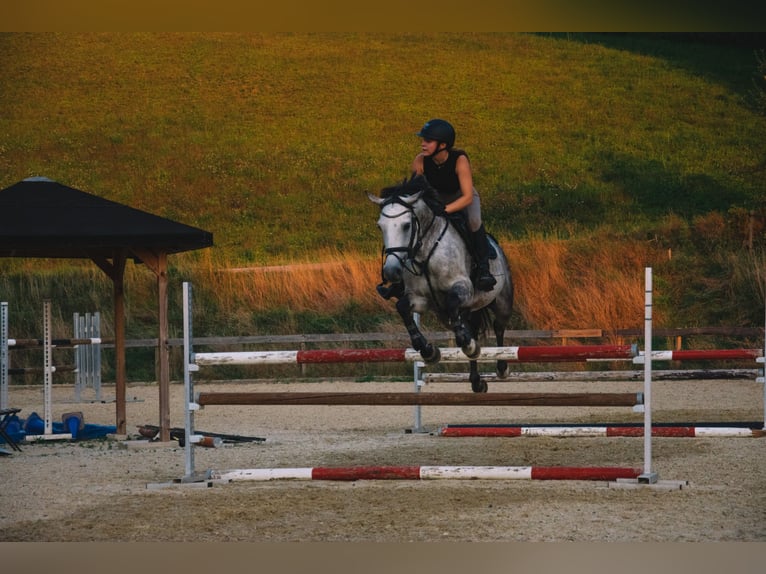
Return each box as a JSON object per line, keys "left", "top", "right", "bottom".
{"left": 93, "top": 251, "right": 127, "bottom": 435}
{"left": 133, "top": 248, "right": 171, "bottom": 441}
{"left": 195, "top": 391, "right": 643, "bottom": 407}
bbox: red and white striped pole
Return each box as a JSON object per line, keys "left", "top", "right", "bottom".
{"left": 209, "top": 465, "right": 642, "bottom": 482}
{"left": 438, "top": 425, "right": 764, "bottom": 438}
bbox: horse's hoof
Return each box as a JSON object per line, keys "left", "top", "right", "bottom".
{"left": 471, "top": 378, "right": 488, "bottom": 393}
{"left": 495, "top": 360, "right": 509, "bottom": 380}
{"left": 421, "top": 345, "right": 441, "bottom": 365}
{"left": 462, "top": 340, "right": 480, "bottom": 360}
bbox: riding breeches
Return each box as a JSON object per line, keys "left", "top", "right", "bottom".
{"left": 462, "top": 188, "right": 482, "bottom": 232}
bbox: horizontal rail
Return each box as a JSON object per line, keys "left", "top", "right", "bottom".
{"left": 192, "top": 345, "right": 638, "bottom": 366}
{"left": 438, "top": 425, "right": 765, "bottom": 438}
{"left": 210, "top": 465, "right": 643, "bottom": 482}
{"left": 6, "top": 328, "right": 761, "bottom": 351}
{"left": 195, "top": 391, "right": 644, "bottom": 407}
{"left": 8, "top": 365, "right": 76, "bottom": 374}
{"left": 638, "top": 349, "right": 762, "bottom": 361}
{"left": 7, "top": 337, "right": 104, "bottom": 348}
{"left": 424, "top": 369, "right": 761, "bottom": 383}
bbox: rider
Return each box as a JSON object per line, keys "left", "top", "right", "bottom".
{"left": 411, "top": 118, "right": 497, "bottom": 291}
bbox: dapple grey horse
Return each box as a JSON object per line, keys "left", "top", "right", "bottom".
{"left": 368, "top": 175, "right": 514, "bottom": 392}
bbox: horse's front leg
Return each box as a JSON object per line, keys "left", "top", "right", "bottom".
{"left": 446, "top": 285, "right": 480, "bottom": 359}
{"left": 395, "top": 294, "right": 441, "bottom": 364}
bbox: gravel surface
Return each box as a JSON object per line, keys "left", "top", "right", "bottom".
{"left": 1, "top": 377, "right": 765, "bottom": 542}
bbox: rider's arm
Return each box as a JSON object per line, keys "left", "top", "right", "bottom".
{"left": 444, "top": 154, "right": 474, "bottom": 214}
{"left": 411, "top": 154, "right": 425, "bottom": 175}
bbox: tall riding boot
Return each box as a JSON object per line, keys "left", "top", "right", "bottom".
{"left": 472, "top": 224, "right": 497, "bottom": 291}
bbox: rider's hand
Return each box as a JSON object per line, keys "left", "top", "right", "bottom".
{"left": 431, "top": 202, "right": 447, "bottom": 216}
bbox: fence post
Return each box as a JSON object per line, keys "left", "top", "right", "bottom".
{"left": 1, "top": 302, "right": 8, "bottom": 410}
{"left": 412, "top": 312, "right": 424, "bottom": 433}
{"left": 43, "top": 300, "right": 53, "bottom": 435}
{"left": 639, "top": 267, "right": 658, "bottom": 484}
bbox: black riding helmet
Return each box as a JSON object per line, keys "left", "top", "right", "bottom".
{"left": 417, "top": 119, "right": 455, "bottom": 149}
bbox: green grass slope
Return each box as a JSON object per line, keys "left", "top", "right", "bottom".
{"left": 1, "top": 33, "right": 763, "bottom": 261}
{"left": 0, "top": 33, "right": 764, "bottom": 379}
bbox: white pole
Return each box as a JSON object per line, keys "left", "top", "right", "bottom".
{"left": 74, "top": 312, "right": 83, "bottom": 403}
{"left": 93, "top": 312, "right": 102, "bottom": 402}
{"left": 412, "top": 312, "right": 424, "bottom": 433}
{"left": 639, "top": 268, "right": 658, "bottom": 483}
{"left": 183, "top": 282, "right": 196, "bottom": 481}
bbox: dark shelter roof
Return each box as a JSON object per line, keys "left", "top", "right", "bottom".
{"left": 0, "top": 177, "right": 213, "bottom": 258}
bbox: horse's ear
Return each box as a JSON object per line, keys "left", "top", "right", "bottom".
{"left": 402, "top": 190, "right": 423, "bottom": 205}
{"left": 367, "top": 191, "right": 384, "bottom": 205}
{"left": 411, "top": 173, "right": 430, "bottom": 191}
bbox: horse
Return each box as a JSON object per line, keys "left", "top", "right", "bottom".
{"left": 368, "top": 174, "right": 514, "bottom": 392}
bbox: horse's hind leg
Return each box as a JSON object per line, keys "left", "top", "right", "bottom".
{"left": 469, "top": 359, "right": 487, "bottom": 393}
{"left": 465, "top": 311, "right": 486, "bottom": 392}
{"left": 395, "top": 295, "right": 441, "bottom": 364}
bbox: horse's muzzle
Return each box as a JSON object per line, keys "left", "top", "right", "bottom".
{"left": 382, "top": 255, "right": 403, "bottom": 283}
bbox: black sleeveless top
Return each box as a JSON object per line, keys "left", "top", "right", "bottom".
{"left": 422, "top": 149, "right": 468, "bottom": 204}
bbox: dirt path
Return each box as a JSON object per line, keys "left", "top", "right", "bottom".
{"left": 1, "top": 377, "right": 765, "bottom": 542}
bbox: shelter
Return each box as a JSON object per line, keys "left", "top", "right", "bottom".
{"left": 0, "top": 177, "right": 213, "bottom": 440}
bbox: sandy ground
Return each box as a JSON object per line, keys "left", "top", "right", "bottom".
{"left": 1, "top": 375, "right": 765, "bottom": 542}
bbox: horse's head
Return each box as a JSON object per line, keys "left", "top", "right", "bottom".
{"left": 367, "top": 174, "right": 434, "bottom": 284}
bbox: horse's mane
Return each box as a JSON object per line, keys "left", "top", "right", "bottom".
{"left": 379, "top": 174, "right": 439, "bottom": 204}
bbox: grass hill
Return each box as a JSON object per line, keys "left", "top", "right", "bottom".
{"left": 0, "top": 33, "right": 764, "bottom": 380}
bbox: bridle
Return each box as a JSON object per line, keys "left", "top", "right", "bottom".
{"left": 378, "top": 194, "right": 450, "bottom": 288}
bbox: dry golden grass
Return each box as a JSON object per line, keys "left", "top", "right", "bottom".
{"left": 178, "top": 239, "right": 667, "bottom": 334}
{"left": 502, "top": 237, "right": 665, "bottom": 333}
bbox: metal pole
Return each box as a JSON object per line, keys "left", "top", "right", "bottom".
{"left": 74, "top": 312, "right": 82, "bottom": 402}
{"left": 182, "top": 282, "right": 196, "bottom": 481}
{"left": 1, "top": 302, "right": 8, "bottom": 410}
{"left": 93, "top": 312, "right": 102, "bottom": 402}
{"left": 43, "top": 300, "right": 52, "bottom": 435}
{"left": 639, "top": 268, "right": 658, "bottom": 483}
{"left": 412, "top": 312, "right": 424, "bottom": 433}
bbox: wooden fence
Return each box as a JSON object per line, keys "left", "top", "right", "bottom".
{"left": 117, "top": 326, "right": 763, "bottom": 351}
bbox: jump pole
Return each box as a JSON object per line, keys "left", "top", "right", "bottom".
{"left": 192, "top": 344, "right": 638, "bottom": 366}
{"left": 438, "top": 424, "right": 765, "bottom": 438}
{"left": 209, "top": 465, "right": 642, "bottom": 482}
{"left": 425, "top": 369, "right": 761, "bottom": 383}
{"left": 194, "top": 391, "right": 643, "bottom": 407}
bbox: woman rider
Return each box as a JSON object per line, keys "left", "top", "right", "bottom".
{"left": 377, "top": 119, "right": 497, "bottom": 299}
{"left": 411, "top": 118, "right": 497, "bottom": 291}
